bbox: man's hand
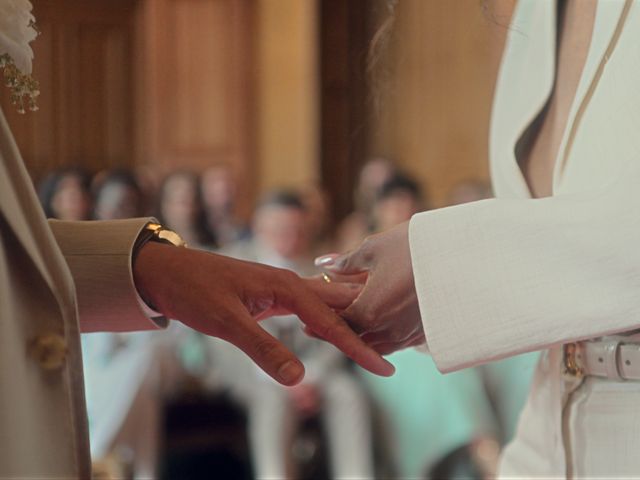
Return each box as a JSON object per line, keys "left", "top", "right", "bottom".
{"left": 315, "top": 221, "right": 425, "bottom": 355}
{"left": 133, "top": 242, "right": 395, "bottom": 385}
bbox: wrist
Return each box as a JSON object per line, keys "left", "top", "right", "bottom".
{"left": 132, "top": 222, "right": 188, "bottom": 315}
{"left": 133, "top": 241, "right": 178, "bottom": 316}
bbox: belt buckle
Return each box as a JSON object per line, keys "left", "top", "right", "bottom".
{"left": 563, "top": 342, "right": 584, "bottom": 378}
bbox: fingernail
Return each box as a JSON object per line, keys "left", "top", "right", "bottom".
{"left": 278, "top": 361, "right": 303, "bottom": 384}
{"left": 325, "top": 257, "right": 346, "bottom": 271}
{"left": 314, "top": 255, "right": 336, "bottom": 267}
{"left": 382, "top": 359, "right": 396, "bottom": 376}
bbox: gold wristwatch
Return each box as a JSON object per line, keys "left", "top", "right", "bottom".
{"left": 133, "top": 222, "right": 187, "bottom": 265}
{"left": 132, "top": 222, "right": 187, "bottom": 317}
{"left": 143, "top": 222, "right": 187, "bottom": 248}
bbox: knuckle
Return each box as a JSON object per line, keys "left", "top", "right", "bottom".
{"left": 253, "top": 338, "right": 280, "bottom": 359}
{"left": 356, "top": 236, "right": 377, "bottom": 265}
{"left": 343, "top": 304, "right": 375, "bottom": 334}
{"left": 360, "top": 235, "right": 377, "bottom": 254}
{"left": 310, "top": 322, "right": 332, "bottom": 340}
{"left": 280, "top": 269, "right": 300, "bottom": 283}
{"left": 359, "top": 306, "right": 378, "bottom": 329}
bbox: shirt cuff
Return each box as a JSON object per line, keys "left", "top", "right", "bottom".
{"left": 134, "top": 290, "right": 165, "bottom": 321}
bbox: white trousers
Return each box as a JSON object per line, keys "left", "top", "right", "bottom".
{"left": 248, "top": 371, "right": 374, "bottom": 479}
{"left": 499, "top": 347, "right": 640, "bottom": 479}
{"left": 565, "top": 376, "right": 640, "bottom": 478}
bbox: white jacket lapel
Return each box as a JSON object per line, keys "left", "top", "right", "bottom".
{"left": 554, "top": 0, "right": 633, "bottom": 187}
{"left": 489, "top": 0, "right": 557, "bottom": 199}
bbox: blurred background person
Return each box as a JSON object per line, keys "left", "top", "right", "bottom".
{"left": 222, "top": 190, "right": 374, "bottom": 480}
{"left": 336, "top": 157, "right": 396, "bottom": 252}
{"left": 446, "top": 178, "right": 493, "bottom": 206}
{"left": 157, "top": 170, "right": 217, "bottom": 250}
{"left": 444, "top": 178, "right": 539, "bottom": 445}
{"left": 200, "top": 163, "right": 250, "bottom": 248}
{"left": 297, "top": 182, "right": 335, "bottom": 256}
{"left": 81, "top": 314, "right": 184, "bottom": 479}
{"left": 92, "top": 169, "right": 145, "bottom": 220}
{"left": 359, "top": 172, "right": 501, "bottom": 480}
{"left": 38, "top": 166, "right": 92, "bottom": 220}
{"left": 371, "top": 173, "right": 428, "bottom": 233}
{"left": 133, "top": 164, "right": 163, "bottom": 216}
{"left": 83, "top": 168, "right": 186, "bottom": 478}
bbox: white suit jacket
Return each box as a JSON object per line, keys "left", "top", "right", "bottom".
{"left": 0, "top": 105, "right": 163, "bottom": 477}
{"left": 409, "top": 0, "right": 640, "bottom": 476}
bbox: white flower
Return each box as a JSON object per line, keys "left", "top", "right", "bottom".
{"left": 0, "top": 0, "right": 37, "bottom": 75}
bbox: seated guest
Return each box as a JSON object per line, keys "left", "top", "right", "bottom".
{"left": 446, "top": 178, "right": 493, "bottom": 206}
{"left": 445, "top": 179, "right": 539, "bottom": 444}
{"left": 371, "top": 173, "right": 428, "bottom": 233}
{"left": 224, "top": 190, "right": 374, "bottom": 479}
{"left": 157, "top": 170, "right": 217, "bottom": 249}
{"left": 93, "top": 169, "right": 145, "bottom": 220}
{"left": 81, "top": 318, "right": 184, "bottom": 478}
{"left": 38, "top": 166, "right": 92, "bottom": 220}
{"left": 360, "top": 173, "right": 501, "bottom": 479}
{"left": 84, "top": 168, "right": 183, "bottom": 477}
{"left": 200, "top": 163, "right": 250, "bottom": 247}
{"left": 335, "top": 157, "right": 396, "bottom": 252}
{"left": 298, "top": 182, "right": 335, "bottom": 256}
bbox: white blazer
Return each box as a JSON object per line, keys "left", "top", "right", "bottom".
{"left": 409, "top": 0, "right": 640, "bottom": 476}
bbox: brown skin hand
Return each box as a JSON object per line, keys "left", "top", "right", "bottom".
{"left": 133, "top": 242, "right": 395, "bottom": 386}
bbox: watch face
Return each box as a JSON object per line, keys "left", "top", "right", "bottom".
{"left": 157, "top": 228, "right": 187, "bottom": 248}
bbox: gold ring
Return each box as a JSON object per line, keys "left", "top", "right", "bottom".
{"left": 322, "top": 272, "right": 332, "bottom": 284}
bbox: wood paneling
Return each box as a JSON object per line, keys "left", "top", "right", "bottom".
{"left": 134, "top": 0, "right": 255, "bottom": 216}
{"left": 319, "top": 0, "right": 373, "bottom": 221}
{"left": 367, "top": 0, "right": 514, "bottom": 207}
{"left": 254, "top": 0, "right": 319, "bottom": 194}
{"left": 135, "top": 0, "right": 253, "bottom": 171}
{"left": 0, "top": 0, "right": 136, "bottom": 182}
{"left": 1, "top": 0, "right": 256, "bottom": 215}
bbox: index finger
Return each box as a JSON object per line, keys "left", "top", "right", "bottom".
{"left": 218, "top": 304, "right": 306, "bottom": 386}
{"left": 275, "top": 278, "right": 395, "bottom": 377}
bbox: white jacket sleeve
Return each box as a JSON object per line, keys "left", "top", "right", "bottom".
{"left": 409, "top": 174, "right": 640, "bottom": 373}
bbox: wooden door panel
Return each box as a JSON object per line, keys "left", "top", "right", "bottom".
{"left": 0, "top": 0, "right": 254, "bottom": 202}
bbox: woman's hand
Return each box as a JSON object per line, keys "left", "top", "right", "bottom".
{"left": 315, "top": 221, "right": 426, "bottom": 355}
{"left": 134, "top": 242, "right": 395, "bottom": 386}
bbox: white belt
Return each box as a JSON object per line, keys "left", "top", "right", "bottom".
{"left": 564, "top": 340, "right": 640, "bottom": 381}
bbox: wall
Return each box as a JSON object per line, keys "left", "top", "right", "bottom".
{"left": 134, "top": 0, "right": 255, "bottom": 216}
{"left": 368, "top": 0, "right": 515, "bottom": 207}
{"left": 253, "top": 0, "right": 319, "bottom": 194}
{"left": 0, "top": 0, "right": 320, "bottom": 217}
{"left": 0, "top": 0, "right": 137, "bottom": 181}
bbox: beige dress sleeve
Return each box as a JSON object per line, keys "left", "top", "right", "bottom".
{"left": 49, "top": 218, "right": 169, "bottom": 332}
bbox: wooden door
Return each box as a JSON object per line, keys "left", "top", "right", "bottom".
{"left": 0, "top": 0, "right": 256, "bottom": 216}
{"left": 0, "top": 0, "right": 137, "bottom": 181}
